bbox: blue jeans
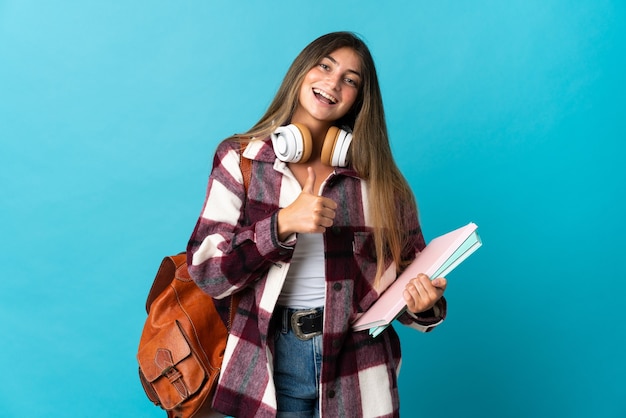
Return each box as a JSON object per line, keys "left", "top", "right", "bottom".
{"left": 273, "top": 313, "right": 323, "bottom": 418}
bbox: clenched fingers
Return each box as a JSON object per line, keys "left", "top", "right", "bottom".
{"left": 403, "top": 273, "right": 447, "bottom": 314}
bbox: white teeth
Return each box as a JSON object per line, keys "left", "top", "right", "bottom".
{"left": 313, "top": 88, "right": 337, "bottom": 104}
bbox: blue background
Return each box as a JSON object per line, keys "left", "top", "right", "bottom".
{"left": 1, "top": 1, "right": 624, "bottom": 417}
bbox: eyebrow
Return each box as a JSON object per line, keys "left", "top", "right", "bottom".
{"left": 324, "top": 54, "right": 362, "bottom": 78}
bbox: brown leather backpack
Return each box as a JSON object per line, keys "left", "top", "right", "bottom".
{"left": 137, "top": 146, "right": 251, "bottom": 417}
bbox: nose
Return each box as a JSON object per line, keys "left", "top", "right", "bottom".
{"left": 326, "top": 72, "right": 342, "bottom": 91}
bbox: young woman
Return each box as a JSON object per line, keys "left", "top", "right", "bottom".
{"left": 187, "top": 32, "right": 447, "bottom": 418}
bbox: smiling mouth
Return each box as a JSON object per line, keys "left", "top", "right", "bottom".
{"left": 313, "top": 88, "right": 337, "bottom": 104}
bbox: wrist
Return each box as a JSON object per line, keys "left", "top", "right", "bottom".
{"left": 277, "top": 208, "right": 293, "bottom": 242}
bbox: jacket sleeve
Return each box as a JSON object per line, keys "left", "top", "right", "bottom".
{"left": 397, "top": 298, "right": 447, "bottom": 332}
{"left": 186, "top": 140, "right": 293, "bottom": 299}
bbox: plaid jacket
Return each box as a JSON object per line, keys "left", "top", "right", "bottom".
{"left": 187, "top": 138, "right": 446, "bottom": 418}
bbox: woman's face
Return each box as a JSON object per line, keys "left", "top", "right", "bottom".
{"left": 293, "top": 47, "right": 362, "bottom": 128}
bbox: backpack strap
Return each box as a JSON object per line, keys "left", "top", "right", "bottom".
{"left": 240, "top": 140, "right": 252, "bottom": 193}
{"left": 228, "top": 140, "right": 251, "bottom": 328}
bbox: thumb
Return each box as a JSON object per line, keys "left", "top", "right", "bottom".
{"left": 302, "top": 167, "right": 316, "bottom": 195}
{"left": 431, "top": 277, "right": 447, "bottom": 289}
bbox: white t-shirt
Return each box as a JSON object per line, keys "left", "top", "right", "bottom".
{"left": 277, "top": 233, "right": 326, "bottom": 308}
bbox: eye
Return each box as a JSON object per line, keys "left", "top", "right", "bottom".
{"left": 344, "top": 76, "right": 360, "bottom": 88}
{"left": 318, "top": 63, "right": 330, "bottom": 71}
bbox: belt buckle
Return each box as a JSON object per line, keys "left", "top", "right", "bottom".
{"left": 291, "top": 308, "right": 321, "bottom": 341}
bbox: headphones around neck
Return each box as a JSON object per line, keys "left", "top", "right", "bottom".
{"left": 270, "top": 123, "right": 353, "bottom": 167}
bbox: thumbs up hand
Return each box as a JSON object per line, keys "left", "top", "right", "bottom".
{"left": 277, "top": 167, "right": 337, "bottom": 241}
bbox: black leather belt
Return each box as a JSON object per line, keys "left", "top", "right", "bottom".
{"left": 275, "top": 306, "right": 323, "bottom": 341}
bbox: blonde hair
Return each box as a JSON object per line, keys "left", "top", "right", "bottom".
{"left": 233, "top": 32, "right": 418, "bottom": 281}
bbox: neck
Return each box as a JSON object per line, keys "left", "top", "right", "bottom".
{"left": 307, "top": 123, "right": 332, "bottom": 143}
{"left": 291, "top": 109, "right": 334, "bottom": 146}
